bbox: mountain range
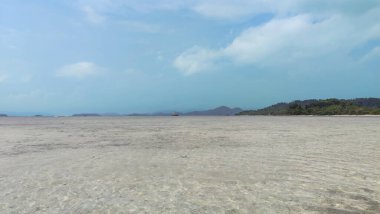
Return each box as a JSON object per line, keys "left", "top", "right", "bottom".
{"left": 126, "top": 106, "right": 243, "bottom": 116}
{"left": 2, "top": 98, "right": 380, "bottom": 117}
{"left": 238, "top": 98, "right": 380, "bottom": 115}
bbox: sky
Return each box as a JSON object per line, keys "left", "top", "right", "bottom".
{"left": 0, "top": 0, "right": 380, "bottom": 115}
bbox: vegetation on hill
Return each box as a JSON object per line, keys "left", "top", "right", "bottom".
{"left": 238, "top": 98, "right": 380, "bottom": 115}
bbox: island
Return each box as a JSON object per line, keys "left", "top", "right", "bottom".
{"left": 238, "top": 98, "right": 380, "bottom": 115}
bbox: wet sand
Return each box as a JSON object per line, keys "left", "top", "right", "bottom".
{"left": 0, "top": 116, "right": 379, "bottom": 213}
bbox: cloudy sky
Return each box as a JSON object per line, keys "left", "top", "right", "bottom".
{"left": 1, "top": 0, "right": 379, "bottom": 115}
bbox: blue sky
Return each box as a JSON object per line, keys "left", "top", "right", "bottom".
{"left": 1, "top": 0, "right": 379, "bottom": 115}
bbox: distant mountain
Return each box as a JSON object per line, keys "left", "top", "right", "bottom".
{"left": 126, "top": 113, "right": 149, "bottom": 116}
{"left": 238, "top": 98, "right": 380, "bottom": 116}
{"left": 101, "top": 113, "right": 123, "bottom": 116}
{"left": 183, "top": 106, "right": 243, "bottom": 116}
{"left": 0, "top": 114, "right": 8, "bottom": 117}
{"left": 127, "top": 106, "right": 243, "bottom": 116}
{"left": 127, "top": 112, "right": 173, "bottom": 116}
{"left": 72, "top": 113, "right": 101, "bottom": 117}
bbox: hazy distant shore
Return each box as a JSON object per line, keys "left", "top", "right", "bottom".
{"left": 3, "top": 97, "right": 379, "bottom": 117}
{"left": 2, "top": 114, "right": 380, "bottom": 118}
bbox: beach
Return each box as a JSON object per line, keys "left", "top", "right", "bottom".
{"left": 0, "top": 116, "right": 379, "bottom": 213}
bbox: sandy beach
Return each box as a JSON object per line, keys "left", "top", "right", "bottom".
{"left": 0, "top": 116, "right": 379, "bottom": 213}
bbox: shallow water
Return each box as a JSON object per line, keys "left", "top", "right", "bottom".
{"left": 0, "top": 116, "right": 379, "bottom": 213}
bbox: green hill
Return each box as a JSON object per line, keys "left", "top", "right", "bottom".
{"left": 238, "top": 98, "right": 380, "bottom": 116}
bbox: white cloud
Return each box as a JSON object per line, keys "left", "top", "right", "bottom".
{"left": 0, "top": 27, "right": 23, "bottom": 50}
{"left": 121, "top": 20, "right": 160, "bottom": 33}
{"left": 75, "top": 0, "right": 380, "bottom": 75}
{"left": 193, "top": 0, "right": 271, "bottom": 20}
{"left": 77, "top": 0, "right": 185, "bottom": 23}
{"left": 20, "top": 75, "right": 33, "bottom": 83}
{"left": 360, "top": 46, "right": 380, "bottom": 63}
{"left": 82, "top": 5, "right": 106, "bottom": 24}
{"left": 0, "top": 73, "right": 7, "bottom": 83}
{"left": 173, "top": 46, "right": 221, "bottom": 75}
{"left": 174, "top": 7, "right": 380, "bottom": 74}
{"left": 192, "top": 0, "right": 380, "bottom": 19}
{"left": 77, "top": 0, "right": 380, "bottom": 21}
{"left": 122, "top": 0, "right": 190, "bottom": 12}
{"left": 56, "top": 62, "right": 100, "bottom": 79}
{"left": 224, "top": 15, "right": 314, "bottom": 64}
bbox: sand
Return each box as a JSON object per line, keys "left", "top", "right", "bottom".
{"left": 0, "top": 116, "right": 379, "bottom": 213}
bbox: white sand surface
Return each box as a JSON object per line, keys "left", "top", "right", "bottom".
{"left": 0, "top": 116, "right": 379, "bottom": 213}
